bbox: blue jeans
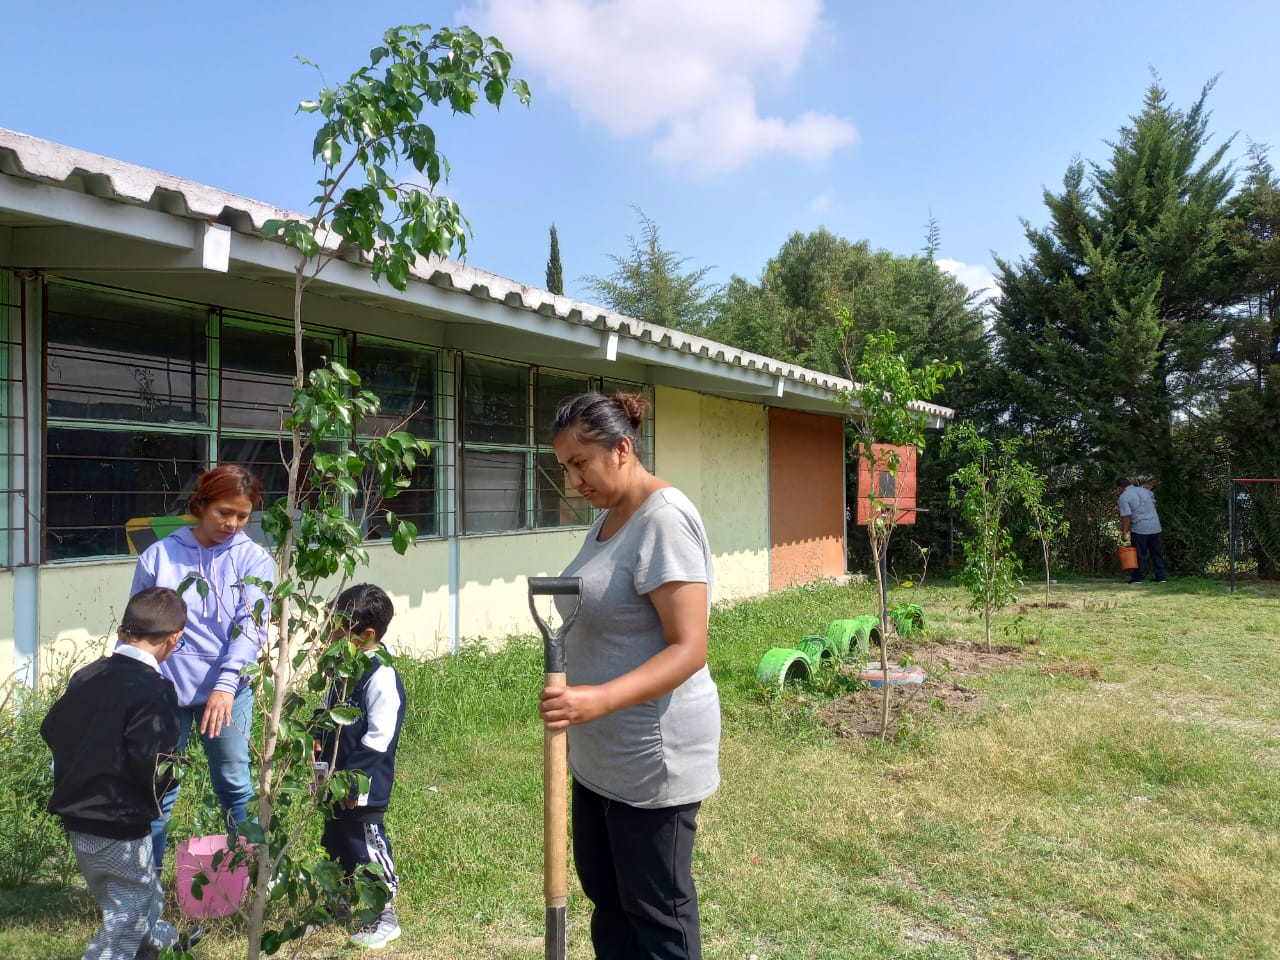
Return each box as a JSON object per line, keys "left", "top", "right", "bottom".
{"left": 1131, "top": 531, "right": 1167, "bottom": 582}
{"left": 151, "top": 682, "right": 255, "bottom": 871}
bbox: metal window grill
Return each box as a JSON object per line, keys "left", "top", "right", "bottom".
{"left": 457, "top": 355, "right": 653, "bottom": 535}
{"left": 0, "top": 271, "right": 29, "bottom": 567}
{"left": 36, "top": 276, "right": 664, "bottom": 556}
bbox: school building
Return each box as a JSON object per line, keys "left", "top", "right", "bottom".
{"left": 0, "top": 128, "right": 951, "bottom": 683}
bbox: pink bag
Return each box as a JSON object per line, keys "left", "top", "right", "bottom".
{"left": 175, "top": 834, "right": 252, "bottom": 918}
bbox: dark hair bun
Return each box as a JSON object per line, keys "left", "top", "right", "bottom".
{"left": 612, "top": 391, "right": 648, "bottom": 429}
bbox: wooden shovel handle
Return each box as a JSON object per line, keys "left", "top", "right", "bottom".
{"left": 543, "top": 669, "right": 568, "bottom": 906}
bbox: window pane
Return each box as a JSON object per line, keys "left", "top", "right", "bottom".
{"left": 463, "top": 358, "right": 528, "bottom": 445}
{"left": 217, "top": 436, "right": 293, "bottom": 511}
{"left": 352, "top": 341, "right": 437, "bottom": 438}
{"left": 221, "top": 324, "right": 329, "bottom": 431}
{"left": 46, "top": 284, "right": 208, "bottom": 424}
{"left": 359, "top": 450, "right": 440, "bottom": 541}
{"left": 534, "top": 372, "right": 590, "bottom": 444}
{"left": 463, "top": 449, "right": 526, "bottom": 533}
{"left": 46, "top": 428, "right": 204, "bottom": 560}
{"left": 535, "top": 451, "right": 591, "bottom": 528}
{"left": 1, "top": 273, "right": 20, "bottom": 567}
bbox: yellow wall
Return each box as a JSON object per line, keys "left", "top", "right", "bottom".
{"left": 362, "top": 539, "right": 452, "bottom": 658}
{"left": 37, "top": 561, "right": 136, "bottom": 679}
{"left": 458, "top": 529, "right": 587, "bottom": 644}
{"left": 0, "top": 569, "right": 14, "bottom": 683}
{"left": 654, "top": 386, "right": 769, "bottom": 602}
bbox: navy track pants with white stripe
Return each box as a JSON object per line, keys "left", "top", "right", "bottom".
{"left": 321, "top": 813, "right": 398, "bottom": 899}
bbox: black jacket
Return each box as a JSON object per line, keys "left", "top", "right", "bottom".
{"left": 40, "top": 652, "right": 181, "bottom": 840}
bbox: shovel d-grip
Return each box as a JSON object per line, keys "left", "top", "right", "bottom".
{"left": 527, "top": 576, "right": 582, "bottom": 960}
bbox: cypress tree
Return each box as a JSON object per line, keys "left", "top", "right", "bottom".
{"left": 993, "top": 81, "right": 1236, "bottom": 471}
{"left": 545, "top": 223, "right": 563, "bottom": 295}
{"left": 991, "top": 79, "right": 1238, "bottom": 571}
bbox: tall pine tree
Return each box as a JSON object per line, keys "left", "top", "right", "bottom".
{"left": 583, "top": 207, "right": 723, "bottom": 332}
{"left": 1218, "top": 145, "right": 1280, "bottom": 575}
{"left": 545, "top": 223, "right": 564, "bottom": 295}
{"left": 992, "top": 80, "right": 1238, "bottom": 572}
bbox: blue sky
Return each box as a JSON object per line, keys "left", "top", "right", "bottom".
{"left": 3, "top": 1, "right": 1277, "bottom": 309}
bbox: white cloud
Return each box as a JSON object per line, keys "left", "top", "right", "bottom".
{"left": 936, "top": 258, "right": 999, "bottom": 305}
{"left": 461, "top": 0, "right": 857, "bottom": 175}
{"left": 809, "top": 191, "right": 833, "bottom": 214}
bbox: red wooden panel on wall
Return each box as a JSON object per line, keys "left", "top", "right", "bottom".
{"left": 855, "top": 444, "right": 918, "bottom": 525}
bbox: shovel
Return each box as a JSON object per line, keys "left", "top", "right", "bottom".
{"left": 527, "top": 576, "right": 583, "bottom": 960}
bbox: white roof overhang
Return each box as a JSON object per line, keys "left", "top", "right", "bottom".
{"left": 0, "top": 128, "right": 953, "bottom": 426}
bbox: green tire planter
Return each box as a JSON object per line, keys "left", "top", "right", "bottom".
{"left": 756, "top": 647, "right": 813, "bottom": 689}
{"left": 796, "top": 636, "right": 831, "bottom": 669}
{"left": 825, "top": 616, "right": 882, "bottom": 658}
{"left": 890, "top": 606, "right": 927, "bottom": 638}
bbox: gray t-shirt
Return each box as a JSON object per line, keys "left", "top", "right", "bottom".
{"left": 1118, "top": 484, "right": 1162, "bottom": 534}
{"left": 558, "top": 486, "right": 721, "bottom": 808}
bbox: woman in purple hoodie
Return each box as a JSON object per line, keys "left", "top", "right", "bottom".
{"left": 131, "top": 464, "right": 276, "bottom": 869}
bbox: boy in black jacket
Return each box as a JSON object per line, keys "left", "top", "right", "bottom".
{"left": 41, "top": 587, "right": 191, "bottom": 960}
{"left": 315, "top": 583, "right": 406, "bottom": 950}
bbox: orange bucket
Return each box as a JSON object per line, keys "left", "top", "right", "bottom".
{"left": 1118, "top": 545, "right": 1138, "bottom": 571}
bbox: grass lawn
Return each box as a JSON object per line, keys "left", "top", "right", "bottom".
{"left": 2, "top": 577, "right": 1278, "bottom": 958}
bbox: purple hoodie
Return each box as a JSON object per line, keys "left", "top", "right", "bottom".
{"left": 131, "top": 527, "right": 276, "bottom": 708}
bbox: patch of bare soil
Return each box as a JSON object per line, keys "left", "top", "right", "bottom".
{"left": 817, "top": 636, "right": 1066, "bottom": 741}
{"left": 1016, "top": 600, "right": 1071, "bottom": 612}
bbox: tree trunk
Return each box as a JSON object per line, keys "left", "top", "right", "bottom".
{"left": 871, "top": 534, "right": 891, "bottom": 741}
{"left": 244, "top": 262, "right": 308, "bottom": 960}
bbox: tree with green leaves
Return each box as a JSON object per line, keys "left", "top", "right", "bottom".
{"left": 991, "top": 79, "right": 1237, "bottom": 573}
{"left": 545, "top": 223, "right": 564, "bottom": 295}
{"left": 235, "top": 25, "right": 529, "bottom": 959}
{"left": 582, "top": 206, "right": 723, "bottom": 332}
{"left": 834, "top": 324, "right": 959, "bottom": 739}
{"left": 944, "top": 423, "right": 1030, "bottom": 651}
{"left": 707, "top": 228, "right": 989, "bottom": 389}
{"left": 1015, "top": 456, "right": 1070, "bottom": 604}
{"left": 1219, "top": 144, "right": 1280, "bottom": 577}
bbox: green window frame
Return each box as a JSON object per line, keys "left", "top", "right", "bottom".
{"left": 0, "top": 270, "right": 23, "bottom": 568}
{"left": 40, "top": 280, "right": 445, "bottom": 560}
{"left": 458, "top": 356, "right": 651, "bottom": 534}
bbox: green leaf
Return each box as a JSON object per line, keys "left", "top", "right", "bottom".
{"left": 329, "top": 705, "right": 362, "bottom": 726}
{"left": 484, "top": 76, "right": 505, "bottom": 107}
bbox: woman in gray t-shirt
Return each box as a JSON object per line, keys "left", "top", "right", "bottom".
{"left": 540, "top": 391, "right": 720, "bottom": 960}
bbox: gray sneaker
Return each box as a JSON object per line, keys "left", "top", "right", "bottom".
{"left": 349, "top": 906, "right": 401, "bottom": 949}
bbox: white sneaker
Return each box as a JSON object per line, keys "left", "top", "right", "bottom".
{"left": 349, "top": 906, "right": 401, "bottom": 949}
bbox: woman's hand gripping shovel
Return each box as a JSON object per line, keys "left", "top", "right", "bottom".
{"left": 528, "top": 576, "right": 582, "bottom": 960}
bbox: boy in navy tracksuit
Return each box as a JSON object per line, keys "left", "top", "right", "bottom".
{"left": 315, "top": 584, "right": 406, "bottom": 950}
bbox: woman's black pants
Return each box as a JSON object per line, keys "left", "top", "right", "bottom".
{"left": 572, "top": 779, "right": 702, "bottom": 960}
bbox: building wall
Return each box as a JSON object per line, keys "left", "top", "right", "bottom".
{"left": 655, "top": 386, "right": 769, "bottom": 601}
{"left": 456, "top": 529, "right": 587, "bottom": 647}
{"left": 0, "top": 569, "right": 14, "bottom": 682}
{"left": 768, "top": 407, "right": 847, "bottom": 590}
{"left": 36, "top": 561, "right": 135, "bottom": 679}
